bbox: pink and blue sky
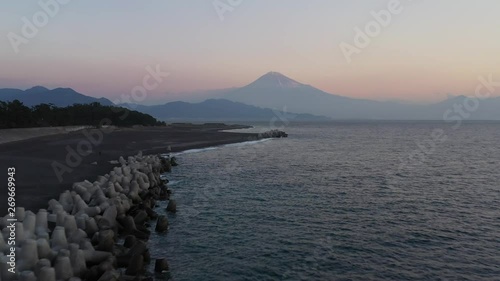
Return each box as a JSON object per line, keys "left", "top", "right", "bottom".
{"left": 1, "top": 0, "right": 499, "bottom": 104}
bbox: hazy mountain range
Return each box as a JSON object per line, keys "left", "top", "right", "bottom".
{"left": 0, "top": 86, "right": 114, "bottom": 107}
{"left": 122, "top": 99, "right": 328, "bottom": 121}
{"left": 2, "top": 72, "right": 500, "bottom": 120}
{"left": 218, "top": 72, "right": 500, "bottom": 120}
{"left": 0, "top": 85, "right": 328, "bottom": 122}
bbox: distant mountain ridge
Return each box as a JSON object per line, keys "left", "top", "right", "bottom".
{"left": 123, "top": 99, "right": 330, "bottom": 121}
{"left": 0, "top": 86, "right": 329, "bottom": 122}
{"left": 3, "top": 74, "right": 500, "bottom": 120}
{"left": 0, "top": 86, "right": 113, "bottom": 107}
{"left": 220, "top": 72, "right": 500, "bottom": 120}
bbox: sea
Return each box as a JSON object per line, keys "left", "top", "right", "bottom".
{"left": 149, "top": 121, "right": 500, "bottom": 281}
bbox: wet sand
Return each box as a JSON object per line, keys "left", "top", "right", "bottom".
{"left": 0, "top": 124, "right": 256, "bottom": 214}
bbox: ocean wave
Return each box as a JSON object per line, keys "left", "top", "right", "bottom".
{"left": 171, "top": 147, "right": 219, "bottom": 156}
{"left": 171, "top": 138, "right": 273, "bottom": 156}
{"left": 220, "top": 126, "right": 255, "bottom": 133}
{"left": 223, "top": 138, "right": 273, "bottom": 147}
{"left": 167, "top": 180, "right": 181, "bottom": 186}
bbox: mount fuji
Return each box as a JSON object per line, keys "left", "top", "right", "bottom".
{"left": 221, "top": 71, "right": 401, "bottom": 119}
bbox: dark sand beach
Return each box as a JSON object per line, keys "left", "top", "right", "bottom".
{"left": 0, "top": 124, "right": 256, "bottom": 214}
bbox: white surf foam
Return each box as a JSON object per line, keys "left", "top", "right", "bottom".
{"left": 171, "top": 138, "right": 273, "bottom": 156}
{"left": 167, "top": 180, "right": 181, "bottom": 186}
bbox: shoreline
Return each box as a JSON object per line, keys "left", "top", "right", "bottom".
{"left": 0, "top": 123, "right": 253, "bottom": 147}
{"left": 0, "top": 125, "right": 287, "bottom": 280}
{"left": 168, "top": 137, "right": 274, "bottom": 156}
{"left": 0, "top": 124, "right": 259, "bottom": 214}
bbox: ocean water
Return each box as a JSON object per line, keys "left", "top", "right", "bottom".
{"left": 150, "top": 122, "right": 500, "bottom": 281}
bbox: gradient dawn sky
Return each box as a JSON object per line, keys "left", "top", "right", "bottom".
{"left": 1, "top": 0, "right": 500, "bottom": 104}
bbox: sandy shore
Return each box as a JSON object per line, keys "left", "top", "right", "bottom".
{"left": 0, "top": 124, "right": 256, "bottom": 214}
{"left": 0, "top": 126, "right": 92, "bottom": 145}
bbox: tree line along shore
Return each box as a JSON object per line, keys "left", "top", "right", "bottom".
{"left": 0, "top": 101, "right": 165, "bottom": 129}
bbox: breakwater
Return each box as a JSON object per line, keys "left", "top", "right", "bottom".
{"left": 0, "top": 152, "right": 173, "bottom": 281}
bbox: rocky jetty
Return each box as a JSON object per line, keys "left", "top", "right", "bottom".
{"left": 0, "top": 152, "right": 174, "bottom": 281}
{"left": 258, "top": 129, "right": 288, "bottom": 138}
